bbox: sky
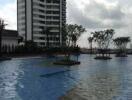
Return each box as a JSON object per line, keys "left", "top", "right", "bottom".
{"left": 0, "top": 0, "right": 132, "bottom": 47}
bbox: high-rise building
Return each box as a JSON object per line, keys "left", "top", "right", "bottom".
{"left": 17, "top": 0, "right": 66, "bottom": 47}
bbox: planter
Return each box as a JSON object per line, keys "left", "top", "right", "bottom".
{"left": 53, "top": 60, "right": 80, "bottom": 66}
{"left": 115, "top": 53, "right": 128, "bottom": 57}
{"left": 0, "top": 57, "right": 12, "bottom": 61}
{"left": 94, "top": 56, "right": 112, "bottom": 60}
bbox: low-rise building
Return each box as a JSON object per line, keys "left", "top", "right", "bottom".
{"left": 2, "top": 29, "right": 19, "bottom": 48}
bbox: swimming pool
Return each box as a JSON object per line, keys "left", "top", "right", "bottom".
{"left": 0, "top": 54, "right": 132, "bottom": 100}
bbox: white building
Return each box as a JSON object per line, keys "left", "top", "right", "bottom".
{"left": 17, "top": 0, "right": 66, "bottom": 47}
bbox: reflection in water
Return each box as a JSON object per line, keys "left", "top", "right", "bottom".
{"left": 0, "top": 60, "right": 23, "bottom": 100}
{"left": 61, "top": 56, "right": 126, "bottom": 100}
{"left": 0, "top": 55, "right": 132, "bottom": 100}
{"left": 61, "top": 72, "right": 121, "bottom": 100}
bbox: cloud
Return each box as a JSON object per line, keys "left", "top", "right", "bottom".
{"left": 68, "top": 0, "right": 126, "bottom": 29}
{"left": 67, "top": 0, "right": 132, "bottom": 47}
{"left": 0, "top": 0, "right": 132, "bottom": 47}
{"left": 0, "top": 0, "right": 17, "bottom": 30}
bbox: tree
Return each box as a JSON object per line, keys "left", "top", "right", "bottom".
{"left": 71, "top": 34, "right": 77, "bottom": 47}
{"left": 88, "top": 36, "right": 94, "bottom": 54}
{"left": 25, "top": 40, "right": 38, "bottom": 53}
{"left": 60, "top": 24, "right": 86, "bottom": 61}
{"left": 113, "top": 37, "right": 131, "bottom": 57}
{"left": 66, "top": 24, "right": 86, "bottom": 47}
{"left": 62, "top": 25, "right": 68, "bottom": 46}
{"left": 0, "top": 19, "right": 6, "bottom": 57}
{"left": 53, "top": 24, "right": 85, "bottom": 65}
{"left": 92, "top": 29, "right": 114, "bottom": 50}
{"left": 42, "top": 27, "right": 52, "bottom": 48}
{"left": 18, "top": 36, "right": 24, "bottom": 44}
{"left": 92, "top": 29, "right": 115, "bottom": 59}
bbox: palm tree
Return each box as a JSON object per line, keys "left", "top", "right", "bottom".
{"left": 88, "top": 36, "right": 94, "bottom": 54}
{"left": 0, "top": 19, "right": 6, "bottom": 57}
{"left": 42, "top": 27, "right": 51, "bottom": 48}
{"left": 113, "top": 37, "right": 131, "bottom": 57}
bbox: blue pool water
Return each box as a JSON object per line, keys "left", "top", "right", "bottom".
{"left": 0, "top": 54, "right": 132, "bottom": 100}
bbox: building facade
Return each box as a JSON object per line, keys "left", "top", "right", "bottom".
{"left": 1, "top": 30, "right": 20, "bottom": 53}
{"left": 2, "top": 30, "right": 19, "bottom": 47}
{"left": 17, "top": 0, "right": 66, "bottom": 47}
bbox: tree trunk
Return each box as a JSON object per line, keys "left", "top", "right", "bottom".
{"left": 90, "top": 43, "right": 92, "bottom": 54}
{"left": 0, "top": 31, "right": 2, "bottom": 57}
{"left": 46, "top": 33, "right": 49, "bottom": 48}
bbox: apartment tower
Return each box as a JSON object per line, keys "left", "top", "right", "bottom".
{"left": 17, "top": 0, "right": 66, "bottom": 47}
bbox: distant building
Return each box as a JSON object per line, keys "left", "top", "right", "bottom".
{"left": 17, "top": 0, "right": 66, "bottom": 47}
{"left": 2, "top": 30, "right": 19, "bottom": 47}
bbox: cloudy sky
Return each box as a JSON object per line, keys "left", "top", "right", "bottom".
{"left": 0, "top": 0, "right": 132, "bottom": 47}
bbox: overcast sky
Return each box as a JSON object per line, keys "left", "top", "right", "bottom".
{"left": 0, "top": 0, "right": 132, "bottom": 47}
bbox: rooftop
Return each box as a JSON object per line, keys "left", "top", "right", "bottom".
{"left": 2, "top": 30, "right": 18, "bottom": 38}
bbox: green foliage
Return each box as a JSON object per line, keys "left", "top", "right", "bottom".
{"left": 42, "top": 27, "right": 52, "bottom": 48}
{"left": 113, "top": 37, "right": 131, "bottom": 52}
{"left": 25, "top": 40, "right": 37, "bottom": 48}
{"left": 0, "top": 19, "right": 6, "bottom": 32}
{"left": 92, "top": 29, "right": 115, "bottom": 49}
{"left": 66, "top": 24, "right": 86, "bottom": 47}
{"left": 18, "top": 36, "right": 23, "bottom": 44}
{"left": 88, "top": 37, "right": 94, "bottom": 43}
{"left": 0, "top": 18, "right": 7, "bottom": 56}
{"left": 88, "top": 37, "right": 94, "bottom": 50}
{"left": 62, "top": 26, "right": 68, "bottom": 46}
{"left": 24, "top": 40, "right": 44, "bottom": 53}
{"left": 45, "top": 46, "right": 80, "bottom": 54}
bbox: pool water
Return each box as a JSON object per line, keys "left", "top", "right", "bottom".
{"left": 0, "top": 54, "right": 132, "bottom": 100}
